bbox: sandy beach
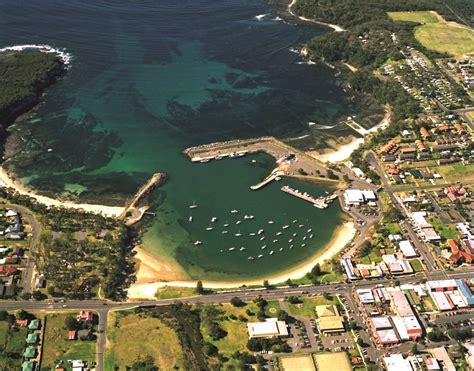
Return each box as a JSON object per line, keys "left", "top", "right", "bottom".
{"left": 0, "top": 167, "right": 124, "bottom": 217}
{"left": 288, "top": 0, "right": 344, "bottom": 32}
{"left": 127, "top": 221, "right": 355, "bottom": 299}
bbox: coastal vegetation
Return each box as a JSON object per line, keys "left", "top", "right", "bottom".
{"left": 0, "top": 50, "right": 64, "bottom": 131}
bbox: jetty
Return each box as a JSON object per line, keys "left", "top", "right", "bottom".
{"left": 250, "top": 168, "right": 285, "bottom": 190}
{"left": 280, "top": 185, "right": 338, "bottom": 209}
{"left": 121, "top": 172, "right": 166, "bottom": 225}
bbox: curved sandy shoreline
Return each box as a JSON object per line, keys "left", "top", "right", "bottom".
{"left": 0, "top": 167, "right": 124, "bottom": 217}
{"left": 127, "top": 221, "right": 355, "bottom": 299}
{"left": 288, "top": 0, "right": 344, "bottom": 32}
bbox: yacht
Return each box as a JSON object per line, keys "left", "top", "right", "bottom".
{"left": 235, "top": 231, "right": 242, "bottom": 237}
{"left": 236, "top": 220, "right": 242, "bottom": 225}
{"left": 240, "top": 247, "right": 246, "bottom": 251}
{"left": 258, "top": 254, "right": 263, "bottom": 258}
{"left": 244, "top": 215, "right": 254, "bottom": 220}
{"left": 261, "top": 245, "right": 266, "bottom": 249}
{"left": 248, "top": 256, "right": 255, "bottom": 261}
{"left": 301, "top": 243, "right": 306, "bottom": 247}
{"left": 269, "top": 251, "right": 274, "bottom": 255}
{"left": 206, "top": 225, "right": 213, "bottom": 231}
{"left": 229, "top": 247, "right": 235, "bottom": 251}
{"left": 288, "top": 239, "right": 293, "bottom": 243}
{"left": 189, "top": 216, "right": 193, "bottom": 222}
{"left": 309, "top": 234, "right": 314, "bottom": 239}
{"left": 194, "top": 241, "right": 202, "bottom": 246}
{"left": 189, "top": 201, "right": 198, "bottom": 209}
{"left": 307, "top": 228, "right": 312, "bottom": 233}
{"left": 222, "top": 230, "right": 229, "bottom": 234}
{"left": 211, "top": 217, "right": 218, "bottom": 223}
{"left": 258, "top": 229, "right": 264, "bottom": 235}
{"left": 268, "top": 220, "right": 274, "bottom": 224}
{"left": 282, "top": 225, "right": 289, "bottom": 229}
{"left": 276, "top": 231, "right": 282, "bottom": 236}
{"left": 231, "top": 209, "right": 239, "bottom": 214}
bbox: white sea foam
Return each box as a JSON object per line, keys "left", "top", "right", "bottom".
{"left": 297, "top": 60, "right": 316, "bottom": 65}
{"left": 272, "top": 16, "right": 283, "bottom": 21}
{"left": 0, "top": 44, "right": 72, "bottom": 67}
{"left": 288, "top": 47, "right": 300, "bottom": 54}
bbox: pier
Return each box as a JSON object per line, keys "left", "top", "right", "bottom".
{"left": 281, "top": 185, "right": 336, "bottom": 209}
{"left": 250, "top": 169, "right": 285, "bottom": 190}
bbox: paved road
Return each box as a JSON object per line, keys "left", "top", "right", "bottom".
{"left": 96, "top": 309, "right": 108, "bottom": 371}
{"left": 1, "top": 203, "right": 43, "bottom": 294}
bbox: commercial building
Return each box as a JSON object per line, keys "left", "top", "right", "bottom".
{"left": 247, "top": 318, "right": 289, "bottom": 339}
{"left": 383, "top": 354, "right": 412, "bottom": 371}
{"left": 389, "top": 290, "right": 414, "bottom": 317}
{"left": 343, "top": 189, "right": 377, "bottom": 206}
{"left": 315, "top": 305, "right": 345, "bottom": 334}
{"left": 399, "top": 240, "right": 418, "bottom": 258}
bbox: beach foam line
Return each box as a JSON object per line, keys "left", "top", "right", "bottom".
{"left": 127, "top": 222, "right": 355, "bottom": 299}
{"left": 0, "top": 44, "right": 73, "bottom": 67}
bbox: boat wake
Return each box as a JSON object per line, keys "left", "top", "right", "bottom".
{"left": 297, "top": 60, "right": 316, "bottom": 65}
{"left": 0, "top": 44, "right": 73, "bottom": 67}
{"left": 254, "top": 14, "right": 283, "bottom": 22}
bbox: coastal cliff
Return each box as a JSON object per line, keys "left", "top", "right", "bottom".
{"left": 0, "top": 50, "right": 65, "bottom": 137}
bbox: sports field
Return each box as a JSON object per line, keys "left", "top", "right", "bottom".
{"left": 388, "top": 11, "right": 474, "bottom": 56}
{"left": 280, "top": 354, "right": 316, "bottom": 371}
{"left": 314, "top": 352, "right": 351, "bottom": 371}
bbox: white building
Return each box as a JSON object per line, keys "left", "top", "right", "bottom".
{"left": 399, "top": 240, "right": 418, "bottom": 258}
{"left": 344, "top": 189, "right": 377, "bottom": 206}
{"left": 247, "top": 318, "right": 288, "bottom": 339}
{"left": 384, "top": 354, "right": 412, "bottom": 371}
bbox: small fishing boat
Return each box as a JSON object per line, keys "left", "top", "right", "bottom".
{"left": 222, "top": 230, "right": 229, "bottom": 234}
{"left": 279, "top": 248, "right": 283, "bottom": 251}
{"left": 268, "top": 220, "right": 274, "bottom": 224}
{"left": 292, "top": 233, "right": 297, "bottom": 237}
{"left": 224, "top": 222, "right": 230, "bottom": 227}
{"left": 194, "top": 241, "right": 202, "bottom": 246}
{"left": 261, "top": 245, "right": 266, "bottom": 249}
{"left": 206, "top": 225, "right": 213, "bottom": 231}
{"left": 211, "top": 217, "right": 218, "bottom": 223}
{"left": 244, "top": 215, "right": 254, "bottom": 220}
{"left": 269, "top": 251, "right": 274, "bottom": 255}
{"left": 250, "top": 232, "right": 256, "bottom": 236}
{"left": 307, "top": 228, "right": 312, "bottom": 233}
{"left": 289, "top": 245, "right": 294, "bottom": 249}
{"left": 258, "top": 254, "right": 263, "bottom": 258}
{"left": 236, "top": 220, "right": 242, "bottom": 225}
{"left": 282, "top": 225, "right": 289, "bottom": 229}
{"left": 292, "top": 219, "right": 297, "bottom": 223}
{"left": 235, "top": 231, "right": 242, "bottom": 237}
{"left": 258, "top": 229, "right": 264, "bottom": 235}
{"left": 189, "top": 201, "right": 198, "bottom": 209}
{"left": 229, "top": 247, "right": 235, "bottom": 251}
{"left": 289, "top": 239, "right": 293, "bottom": 243}
{"left": 189, "top": 216, "right": 193, "bottom": 222}
{"left": 309, "top": 234, "right": 314, "bottom": 239}
{"left": 240, "top": 247, "right": 246, "bottom": 251}
{"left": 248, "top": 256, "right": 255, "bottom": 261}
{"left": 276, "top": 231, "right": 283, "bottom": 236}
{"left": 303, "top": 236, "right": 307, "bottom": 241}
{"left": 301, "top": 243, "right": 306, "bottom": 247}
{"left": 299, "top": 224, "right": 304, "bottom": 228}
{"left": 260, "top": 236, "right": 265, "bottom": 241}
{"left": 273, "top": 239, "right": 278, "bottom": 243}
{"left": 231, "top": 209, "right": 239, "bottom": 214}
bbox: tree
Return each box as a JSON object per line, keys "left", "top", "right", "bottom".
{"left": 311, "top": 263, "right": 322, "bottom": 276}
{"left": 349, "top": 321, "right": 359, "bottom": 331}
{"left": 196, "top": 280, "right": 204, "bottom": 295}
{"left": 16, "top": 309, "right": 29, "bottom": 321}
{"left": 65, "top": 315, "right": 78, "bottom": 331}
{"left": 411, "top": 343, "right": 418, "bottom": 355}
{"left": 32, "top": 290, "right": 46, "bottom": 301}
{"left": 323, "top": 292, "right": 332, "bottom": 300}
{"left": 47, "top": 286, "right": 55, "bottom": 296}
{"left": 230, "top": 297, "right": 245, "bottom": 307}
{"left": 287, "top": 296, "right": 301, "bottom": 304}
{"left": 263, "top": 280, "right": 270, "bottom": 288}
{"left": 427, "top": 328, "right": 445, "bottom": 342}
{"left": 277, "top": 310, "right": 289, "bottom": 322}
{"left": 327, "top": 169, "right": 339, "bottom": 180}
{"left": 0, "top": 310, "right": 8, "bottom": 321}
{"left": 203, "top": 342, "right": 218, "bottom": 357}
{"left": 356, "top": 338, "right": 365, "bottom": 347}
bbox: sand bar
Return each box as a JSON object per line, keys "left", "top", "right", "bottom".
{"left": 0, "top": 167, "right": 124, "bottom": 217}
{"left": 127, "top": 221, "right": 355, "bottom": 299}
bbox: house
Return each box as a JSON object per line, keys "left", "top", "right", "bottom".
{"left": 420, "top": 127, "right": 431, "bottom": 139}
{"left": 68, "top": 330, "right": 77, "bottom": 340}
{"left": 23, "top": 346, "right": 36, "bottom": 359}
{"left": 247, "top": 318, "right": 288, "bottom": 339}
{"left": 0, "top": 265, "right": 18, "bottom": 276}
{"left": 26, "top": 333, "right": 39, "bottom": 344}
{"left": 399, "top": 240, "right": 418, "bottom": 258}
{"left": 16, "top": 319, "right": 28, "bottom": 327}
{"left": 22, "top": 361, "right": 35, "bottom": 371}
{"left": 77, "top": 311, "right": 93, "bottom": 323}
{"left": 384, "top": 354, "right": 412, "bottom": 371}
{"left": 28, "top": 319, "right": 41, "bottom": 331}
{"left": 315, "top": 305, "right": 345, "bottom": 334}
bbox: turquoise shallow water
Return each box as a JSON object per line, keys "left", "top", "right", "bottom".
{"left": 0, "top": 0, "right": 359, "bottom": 280}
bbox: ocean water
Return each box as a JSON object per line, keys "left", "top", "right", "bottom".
{"left": 0, "top": 0, "right": 365, "bottom": 280}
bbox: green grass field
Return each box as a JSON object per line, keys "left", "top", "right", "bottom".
{"left": 155, "top": 286, "right": 197, "bottom": 299}
{"left": 42, "top": 313, "right": 96, "bottom": 370}
{"left": 287, "top": 295, "right": 337, "bottom": 319}
{"left": 410, "top": 259, "right": 424, "bottom": 273}
{"left": 0, "top": 322, "right": 27, "bottom": 370}
{"left": 428, "top": 216, "right": 458, "bottom": 240}
{"left": 105, "top": 311, "right": 185, "bottom": 371}
{"left": 435, "top": 163, "right": 474, "bottom": 183}
{"left": 415, "top": 23, "right": 474, "bottom": 55}
{"left": 388, "top": 11, "right": 438, "bottom": 24}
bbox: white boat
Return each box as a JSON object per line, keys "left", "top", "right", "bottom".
{"left": 236, "top": 220, "right": 242, "bottom": 225}
{"left": 224, "top": 223, "right": 230, "bottom": 227}
{"left": 289, "top": 245, "right": 294, "bottom": 249}
{"left": 282, "top": 225, "right": 289, "bottom": 229}
{"left": 269, "top": 251, "right": 274, "bottom": 255}
{"left": 200, "top": 159, "right": 209, "bottom": 163}
{"left": 260, "top": 236, "right": 265, "bottom": 241}
{"left": 194, "top": 241, "right": 202, "bottom": 246}
{"left": 258, "top": 229, "right": 264, "bottom": 235}
{"left": 301, "top": 243, "right": 306, "bottom": 247}
{"left": 240, "top": 247, "right": 246, "bottom": 251}
{"left": 231, "top": 209, "right": 239, "bottom": 214}
{"left": 268, "top": 220, "right": 274, "bottom": 224}
{"left": 220, "top": 249, "right": 223, "bottom": 252}
{"left": 189, "top": 202, "right": 198, "bottom": 209}
{"left": 222, "top": 230, "right": 229, "bottom": 234}
{"left": 307, "top": 228, "right": 312, "bottom": 233}
{"left": 206, "top": 226, "right": 213, "bottom": 231}
{"left": 249, "top": 232, "right": 256, "bottom": 236}
{"left": 299, "top": 224, "right": 304, "bottom": 228}
{"left": 303, "top": 236, "right": 307, "bottom": 241}
{"left": 279, "top": 248, "right": 283, "bottom": 251}
{"left": 229, "top": 247, "right": 236, "bottom": 251}
{"left": 261, "top": 245, "right": 266, "bottom": 249}
{"left": 235, "top": 231, "right": 242, "bottom": 237}
{"left": 248, "top": 256, "right": 255, "bottom": 261}
{"left": 292, "top": 219, "right": 297, "bottom": 223}
{"left": 309, "top": 234, "right": 314, "bottom": 239}
{"left": 189, "top": 216, "right": 193, "bottom": 222}
{"left": 211, "top": 217, "right": 218, "bottom": 223}
{"left": 276, "top": 231, "right": 282, "bottom": 236}
{"left": 258, "top": 254, "right": 263, "bottom": 258}
{"left": 289, "top": 239, "right": 293, "bottom": 243}
{"left": 273, "top": 239, "right": 278, "bottom": 243}
{"left": 292, "top": 233, "right": 297, "bottom": 237}
{"left": 244, "top": 215, "right": 254, "bottom": 220}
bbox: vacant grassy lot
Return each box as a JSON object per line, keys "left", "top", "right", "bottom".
{"left": 434, "top": 163, "right": 474, "bottom": 183}
{"left": 42, "top": 313, "right": 96, "bottom": 370}
{"left": 388, "top": 11, "right": 438, "bottom": 24}
{"left": 410, "top": 259, "right": 424, "bottom": 273}
{"left": 314, "top": 352, "right": 351, "bottom": 371}
{"left": 0, "top": 323, "right": 28, "bottom": 369}
{"left": 105, "top": 311, "right": 185, "bottom": 371}
{"left": 155, "top": 286, "right": 197, "bottom": 299}
{"left": 415, "top": 23, "right": 474, "bottom": 55}
{"left": 428, "top": 216, "right": 459, "bottom": 240}
{"left": 287, "top": 295, "right": 337, "bottom": 318}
